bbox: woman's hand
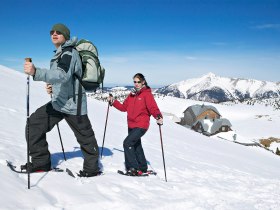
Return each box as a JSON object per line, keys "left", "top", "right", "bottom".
{"left": 156, "top": 114, "right": 163, "bottom": 125}
{"left": 107, "top": 94, "right": 114, "bottom": 105}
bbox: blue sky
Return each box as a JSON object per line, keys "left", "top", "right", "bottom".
{"left": 0, "top": 0, "right": 279, "bottom": 87}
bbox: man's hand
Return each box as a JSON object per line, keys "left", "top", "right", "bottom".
{"left": 46, "top": 83, "right": 52, "bottom": 95}
{"left": 24, "top": 61, "right": 36, "bottom": 76}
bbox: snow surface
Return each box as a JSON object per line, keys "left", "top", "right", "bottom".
{"left": 0, "top": 67, "right": 280, "bottom": 210}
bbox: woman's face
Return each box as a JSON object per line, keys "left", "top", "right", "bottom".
{"left": 133, "top": 77, "right": 145, "bottom": 89}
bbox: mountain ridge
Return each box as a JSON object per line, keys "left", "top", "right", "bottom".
{"left": 154, "top": 72, "right": 280, "bottom": 103}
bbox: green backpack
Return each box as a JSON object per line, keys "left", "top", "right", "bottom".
{"left": 75, "top": 39, "right": 105, "bottom": 91}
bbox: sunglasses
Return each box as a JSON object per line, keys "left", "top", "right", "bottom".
{"left": 50, "top": 30, "right": 63, "bottom": 35}
{"left": 133, "top": 81, "right": 142, "bottom": 84}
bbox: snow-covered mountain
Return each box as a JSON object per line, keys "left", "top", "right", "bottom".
{"left": 87, "top": 86, "right": 133, "bottom": 102}
{"left": 154, "top": 72, "right": 280, "bottom": 103}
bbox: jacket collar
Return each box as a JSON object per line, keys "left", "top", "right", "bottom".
{"left": 130, "top": 86, "right": 149, "bottom": 96}
{"left": 53, "top": 37, "right": 78, "bottom": 54}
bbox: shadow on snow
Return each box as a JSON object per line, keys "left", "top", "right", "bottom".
{"left": 51, "top": 146, "right": 113, "bottom": 167}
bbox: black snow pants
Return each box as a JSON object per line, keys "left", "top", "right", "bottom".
{"left": 26, "top": 102, "right": 99, "bottom": 173}
{"left": 123, "top": 128, "right": 148, "bottom": 172}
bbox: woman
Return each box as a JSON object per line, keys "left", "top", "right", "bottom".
{"left": 108, "top": 73, "right": 163, "bottom": 176}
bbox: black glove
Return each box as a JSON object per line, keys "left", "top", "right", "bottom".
{"left": 107, "top": 93, "right": 114, "bottom": 106}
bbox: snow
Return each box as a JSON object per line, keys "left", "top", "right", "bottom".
{"left": 110, "top": 86, "right": 128, "bottom": 91}
{"left": 1, "top": 67, "right": 280, "bottom": 210}
{"left": 270, "top": 142, "right": 280, "bottom": 153}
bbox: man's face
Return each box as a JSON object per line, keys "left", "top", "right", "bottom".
{"left": 50, "top": 31, "right": 66, "bottom": 48}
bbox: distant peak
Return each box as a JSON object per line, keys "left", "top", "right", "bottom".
{"left": 201, "top": 72, "right": 217, "bottom": 79}
{"left": 205, "top": 72, "right": 216, "bottom": 77}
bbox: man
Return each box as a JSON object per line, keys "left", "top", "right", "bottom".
{"left": 23, "top": 23, "right": 100, "bottom": 177}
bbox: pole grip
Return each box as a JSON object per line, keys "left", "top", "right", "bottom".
{"left": 25, "top": 58, "right": 32, "bottom": 62}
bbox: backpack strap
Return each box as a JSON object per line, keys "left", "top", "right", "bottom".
{"left": 77, "top": 79, "right": 83, "bottom": 116}
{"left": 73, "top": 74, "right": 83, "bottom": 116}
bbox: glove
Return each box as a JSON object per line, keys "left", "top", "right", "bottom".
{"left": 107, "top": 94, "right": 114, "bottom": 106}
{"left": 156, "top": 114, "right": 163, "bottom": 125}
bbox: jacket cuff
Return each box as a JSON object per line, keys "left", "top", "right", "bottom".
{"left": 155, "top": 113, "right": 163, "bottom": 119}
{"left": 33, "top": 68, "right": 46, "bottom": 81}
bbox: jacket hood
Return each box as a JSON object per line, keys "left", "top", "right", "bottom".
{"left": 62, "top": 36, "right": 78, "bottom": 48}
{"left": 140, "top": 86, "right": 151, "bottom": 93}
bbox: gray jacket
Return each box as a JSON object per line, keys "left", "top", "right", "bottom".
{"left": 34, "top": 37, "right": 87, "bottom": 115}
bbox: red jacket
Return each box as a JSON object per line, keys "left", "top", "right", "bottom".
{"left": 112, "top": 87, "right": 162, "bottom": 129}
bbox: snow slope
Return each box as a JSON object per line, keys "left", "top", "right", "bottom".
{"left": 0, "top": 67, "right": 280, "bottom": 210}
{"left": 155, "top": 95, "right": 280, "bottom": 141}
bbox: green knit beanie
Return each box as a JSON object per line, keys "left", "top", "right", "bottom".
{"left": 51, "top": 23, "right": 70, "bottom": 40}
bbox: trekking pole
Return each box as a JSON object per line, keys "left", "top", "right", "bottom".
{"left": 56, "top": 123, "right": 66, "bottom": 161}
{"left": 158, "top": 124, "right": 167, "bottom": 182}
{"left": 50, "top": 93, "right": 66, "bottom": 161}
{"left": 25, "top": 57, "right": 32, "bottom": 189}
{"left": 100, "top": 93, "right": 112, "bottom": 158}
